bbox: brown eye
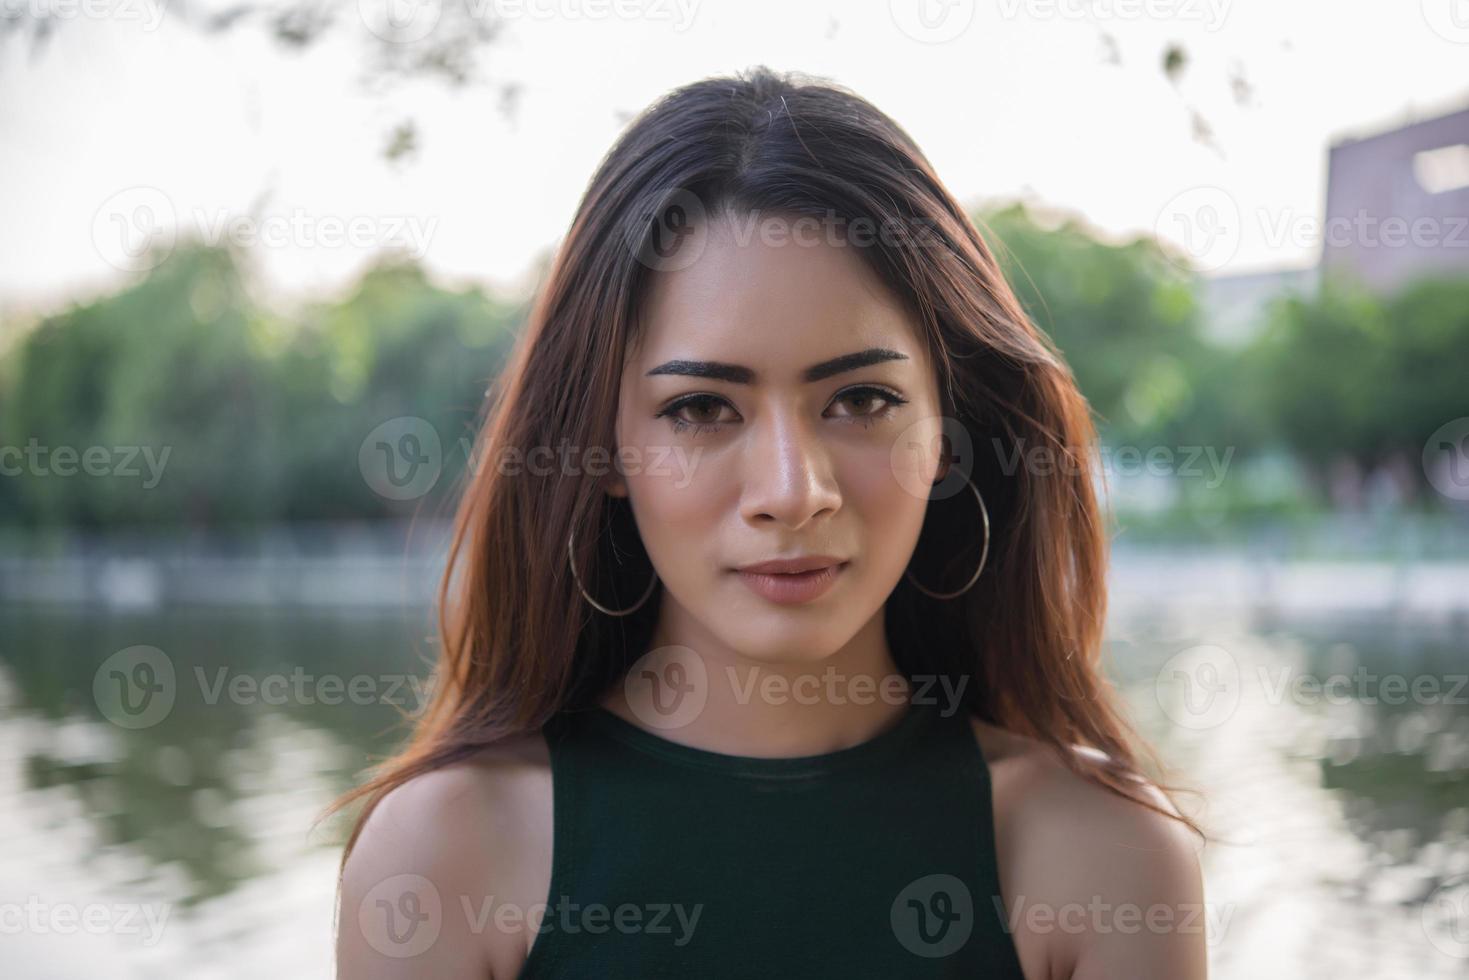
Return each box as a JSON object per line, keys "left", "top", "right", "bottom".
{"left": 676, "top": 395, "right": 728, "bottom": 424}
{"left": 828, "top": 385, "right": 906, "bottom": 419}
{"left": 655, "top": 393, "right": 740, "bottom": 434}
{"left": 838, "top": 390, "right": 885, "bottom": 415}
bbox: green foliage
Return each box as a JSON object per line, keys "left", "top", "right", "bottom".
{"left": 1252, "top": 271, "right": 1469, "bottom": 480}
{"left": 980, "top": 202, "right": 1469, "bottom": 506}
{"left": 979, "top": 203, "right": 1232, "bottom": 449}
{"left": 0, "top": 244, "right": 519, "bottom": 528}
{"left": 1250, "top": 276, "right": 1389, "bottom": 470}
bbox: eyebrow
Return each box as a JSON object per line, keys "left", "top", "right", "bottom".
{"left": 646, "top": 347, "right": 909, "bottom": 385}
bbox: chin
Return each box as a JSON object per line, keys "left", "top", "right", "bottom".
{"left": 718, "top": 621, "right": 849, "bottom": 666}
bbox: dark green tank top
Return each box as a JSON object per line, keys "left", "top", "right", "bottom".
{"left": 521, "top": 697, "right": 1026, "bottom": 978}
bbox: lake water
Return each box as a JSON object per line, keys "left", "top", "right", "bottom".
{"left": 1, "top": 567, "right": 1467, "bottom": 977}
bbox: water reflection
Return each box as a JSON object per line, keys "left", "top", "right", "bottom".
{"left": 0, "top": 595, "right": 1465, "bottom": 976}
{"left": 0, "top": 603, "right": 431, "bottom": 975}
{"left": 1114, "top": 604, "right": 1469, "bottom": 976}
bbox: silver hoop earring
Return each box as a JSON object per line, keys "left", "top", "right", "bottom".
{"left": 903, "top": 473, "right": 991, "bottom": 600}
{"left": 567, "top": 524, "right": 659, "bottom": 617}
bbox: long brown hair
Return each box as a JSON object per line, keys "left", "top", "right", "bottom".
{"left": 327, "top": 65, "right": 1205, "bottom": 857}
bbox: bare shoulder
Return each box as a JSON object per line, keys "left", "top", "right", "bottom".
{"left": 335, "top": 732, "right": 554, "bottom": 980}
{"left": 968, "top": 717, "right": 1208, "bottom": 980}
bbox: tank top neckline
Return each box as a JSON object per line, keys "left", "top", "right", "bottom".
{"left": 577, "top": 698, "right": 935, "bottom": 778}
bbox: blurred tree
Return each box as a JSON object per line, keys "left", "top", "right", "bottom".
{"left": 2, "top": 245, "right": 275, "bottom": 525}
{"left": 1251, "top": 272, "right": 1469, "bottom": 500}
{"left": 978, "top": 202, "right": 1244, "bottom": 453}
{"left": 0, "top": 242, "right": 519, "bottom": 527}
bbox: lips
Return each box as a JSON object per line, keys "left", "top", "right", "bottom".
{"left": 736, "top": 555, "right": 845, "bottom": 575}
{"left": 733, "top": 556, "right": 848, "bottom": 605}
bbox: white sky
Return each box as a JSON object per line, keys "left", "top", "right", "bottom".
{"left": 2, "top": 0, "right": 1468, "bottom": 323}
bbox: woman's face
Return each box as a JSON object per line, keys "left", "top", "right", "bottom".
{"left": 609, "top": 211, "right": 946, "bottom": 666}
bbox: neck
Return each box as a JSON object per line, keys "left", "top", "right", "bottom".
{"left": 597, "top": 598, "right": 913, "bottom": 758}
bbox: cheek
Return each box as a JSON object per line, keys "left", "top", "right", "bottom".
{"left": 619, "top": 425, "right": 728, "bottom": 567}
{"left": 836, "top": 445, "right": 930, "bottom": 561}
{"left": 627, "top": 469, "right": 713, "bottom": 534}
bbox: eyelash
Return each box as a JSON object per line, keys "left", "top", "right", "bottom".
{"left": 655, "top": 385, "right": 909, "bottom": 436}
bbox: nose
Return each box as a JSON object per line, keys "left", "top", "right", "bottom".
{"left": 739, "top": 409, "right": 843, "bottom": 530}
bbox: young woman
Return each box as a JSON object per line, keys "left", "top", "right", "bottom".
{"left": 332, "top": 66, "right": 1209, "bottom": 979}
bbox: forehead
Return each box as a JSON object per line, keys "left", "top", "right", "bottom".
{"left": 630, "top": 212, "right": 926, "bottom": 374}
